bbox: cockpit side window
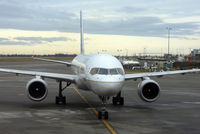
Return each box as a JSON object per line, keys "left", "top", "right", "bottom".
{"left": 109, "top": 69, "right": 118, "bottom": 75}
{"left": 90, "top": 68, "right": 99, "bottom": 75}
{"left": 117, "top": 68, "right": 124, "bottom": 75}
{"left": 98, "top": 68, "right": 108, "bottom": 75}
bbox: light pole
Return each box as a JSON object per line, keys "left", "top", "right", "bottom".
{"left": 117, "top": 49, "right": 122, "bottom": 56}
{"left": 166, "top": 27, "right": 172, "bottom": 56}
{"left": 125, "top": 49, "right": 128, "bottom": 57}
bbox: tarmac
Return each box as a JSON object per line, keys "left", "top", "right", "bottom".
{"left": 0, "top": 61, "right": 200, "bottom": 134}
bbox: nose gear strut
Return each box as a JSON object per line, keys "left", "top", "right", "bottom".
{"left": 98, "top": 96, "right": 109, "bottom": 120}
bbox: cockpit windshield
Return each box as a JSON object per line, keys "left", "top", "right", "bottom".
{"left": 110, "top": 69, "right": 118, "bottom": 75}
{"left": 99, "top": 68, "right": 108, "bottom": 75}
{"left": 90, "top": 68, "right": 124, "bottom": 75}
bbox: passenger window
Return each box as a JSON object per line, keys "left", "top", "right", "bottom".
{"left": 98, "top": 68, "right": 108, "bottom": 75}
{"left": 117, "top": 68, "right": 124, "bottom": 75}
{"left": 110, "top": 69, "right": 118, "bottom": 75}
{"left": 90, "top": 68, "right": 99, "bottom": 75}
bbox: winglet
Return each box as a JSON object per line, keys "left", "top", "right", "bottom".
{"left": 80, "top": 10, "right": 84, "bottom": 55}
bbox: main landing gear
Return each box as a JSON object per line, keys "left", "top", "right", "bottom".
{"left": 98, "top": 96, "right": 109, "bottom": 120}
{"left": 112, "top": 91, "right": 124, "bottom": 105}
{"left": 55, "top": 81, "right": 71, "bottom": 105}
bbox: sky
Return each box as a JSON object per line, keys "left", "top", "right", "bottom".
{"left": 0, "top": 0, "right": 200, "bottom": 55}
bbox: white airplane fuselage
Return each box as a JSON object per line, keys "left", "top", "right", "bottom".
{"left": 71, "top": 54, "right": 125, "bottom": 96}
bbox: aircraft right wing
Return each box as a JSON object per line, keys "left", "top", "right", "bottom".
{"left": 0, "top": 68, "right": 76, "bottom": 82}
{"left": 125, "top": 69, "right": 200, "bottom": 80}
{"left": 34, "top": 57, "right": 72, "bottom": 66}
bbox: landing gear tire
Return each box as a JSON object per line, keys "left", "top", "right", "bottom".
{"left": 112, "top": 92, "right": 124, "bottom": 105}
{"left": 112, "top": 97, "right": 124, "bottom": 105}
{"left": 98, "top": 111, "right": 102, "bottom": 120}
{"left": 104, "top": 111, "right": 108, "bottom": 120}
{"left": 55, "top": 96, "right": 66, "bottom": 105}
{"left": 98, "top": 111, "right": 109, "bottom": 120}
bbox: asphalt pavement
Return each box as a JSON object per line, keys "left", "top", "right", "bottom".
{"left": 0, "top": 61, "right": 199, "bottom": 134}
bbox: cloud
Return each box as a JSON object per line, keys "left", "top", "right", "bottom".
{"left": 0, "top": 37, "right": 9, "bottom": 41}
{"left": 119, "top": 6, "right": 146, "bottom": 13}
{"left": 0, "top": 36, "right": 73, "bottom": 45}
{"left": 0, "top": 1, "right": 29, "bottom": 19}
{"left": 0, "top": 40, "right": 30, "bottom": 45}
{"left": 0, "top": 0, "right": 199, "bottom": 39}
{"left": 15, "top": 37, "right": 72, "bottom": 43}
{"left": 84, "top": 16, "right": 200, "bottom": 38}
{"left": 0, "top": 0, "right": 78, "bottom": 32}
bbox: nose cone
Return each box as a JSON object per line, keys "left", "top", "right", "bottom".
{"left": 89, "top": 79, "right": 124, "bottom": 96}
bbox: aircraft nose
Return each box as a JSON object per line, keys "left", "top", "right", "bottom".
{"left": 89, "top": 79, "right": 124, "bottom": 96}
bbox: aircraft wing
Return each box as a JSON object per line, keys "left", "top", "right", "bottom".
{"left": 125, "top": 69, "right": 200, "bottom": 80}
{"left": 0, "top": 68, "right": 76, "bottom": 82}
{"left": 34, "top": 57, "right": 72, "bottom": 66}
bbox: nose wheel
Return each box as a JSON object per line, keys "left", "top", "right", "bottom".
{"left": 98, "top": 110, "right": 108, "bottom": 120}
{"left": 98, "top": 96, "right": 109, "bottom": 120}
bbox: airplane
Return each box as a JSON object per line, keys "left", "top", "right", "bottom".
{"left": 122, "top": 59, "right": 140, "bottom": 69}
{"left": 0, "top": 11, "right": 200, "bottom": 120}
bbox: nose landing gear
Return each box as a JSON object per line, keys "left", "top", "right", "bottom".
{"left": 98, "top": 96, "right": 109, "bottom": 120}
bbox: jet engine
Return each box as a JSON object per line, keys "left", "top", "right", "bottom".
{"left": 26, "top": 78, "right": 48, "bottom": 101}
{"left": 138, "top": 79, "right": 160, "bottom": 102}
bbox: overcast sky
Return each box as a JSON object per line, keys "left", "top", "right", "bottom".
{"left": 0, "top": 0, "right": 200, "bottom": 55}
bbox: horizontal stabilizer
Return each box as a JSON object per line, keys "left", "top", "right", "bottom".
{"left": 34, "top": 57, "right": 71, "bottom": 66}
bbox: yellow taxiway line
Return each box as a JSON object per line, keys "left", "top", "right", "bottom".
{"left": 72, "top": 86, "right": 117, "bottom": 134}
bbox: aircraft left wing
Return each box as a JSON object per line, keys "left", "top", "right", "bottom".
{"left": 125, "top": 69, "right": 200, "bottom": 80}
{"left": 0, "top": 68, "right": 76, "bottom": 82}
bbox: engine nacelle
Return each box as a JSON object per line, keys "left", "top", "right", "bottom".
{"left": 26, "top": 78, "right": 48, "bottom": 101}
{"left": 138, "top": 79, "right": 160, "bottom": 102}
